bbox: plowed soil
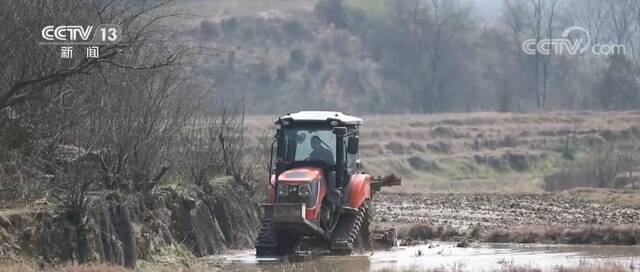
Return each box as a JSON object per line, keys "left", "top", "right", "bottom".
{"left": 374, "top": 192, "right": 640, "bottom": 230}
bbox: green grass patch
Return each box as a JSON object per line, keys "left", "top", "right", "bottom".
{"left": 436, "top": 158, "right": 498, "bottom": 181}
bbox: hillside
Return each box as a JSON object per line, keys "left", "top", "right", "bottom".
{"left": 175, "top": 0, "right": 387, "bottom": 113}
{"left": 174, "top": 0, "right": 640, "bottom": 114}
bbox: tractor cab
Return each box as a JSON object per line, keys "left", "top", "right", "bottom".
{"left": 274, "top": 111, "right": 361, "bottom": 197}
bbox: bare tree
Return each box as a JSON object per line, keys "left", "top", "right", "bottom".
{"left": 83, "top": 64, "right": 200, "bottom": 191}
{"left": 503, "top": 0, "right": 562, "bottom": 109}
{"left": 541, "top": 0, "right": 560, "bottom": 108}
{"left": 0, "top": 0, "right": 181, "bottom": 119}
{"left": 389, "top": 0, "right": 472, "bottom": 113}
{"left": 179, "top": 103, "right": 262, "bottom": 195}
{"left": 503, "top": 0, "right": 534, "bottom": 110}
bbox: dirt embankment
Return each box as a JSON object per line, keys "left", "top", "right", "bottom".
{"left": 0, "top": 177, "right": 260, "bottom": 267}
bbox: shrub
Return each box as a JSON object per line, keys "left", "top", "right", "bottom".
{"left": 544, "top": 145, "right": 634, "bottom": 191}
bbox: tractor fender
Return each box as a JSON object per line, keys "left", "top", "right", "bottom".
{"left": 349, "top": 173, "right": 372, "bottom": 208}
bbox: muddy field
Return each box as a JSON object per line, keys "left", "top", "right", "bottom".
{"left": 204, "top": 191, "right": 640, "bottom": 271}
{"left": 374, "top": 192, "right": 640, "bottom": 230}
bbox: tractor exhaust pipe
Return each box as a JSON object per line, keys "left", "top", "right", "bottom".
{"left": 333, "top": 127, "right": 347, "bottom": 190}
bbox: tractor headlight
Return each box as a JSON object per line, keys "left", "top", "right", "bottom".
{"left": 298, "top": 183, "right": 311, "bottom": 197}
{"left": 277, "top": 184, "right": 288, "bottom": 196}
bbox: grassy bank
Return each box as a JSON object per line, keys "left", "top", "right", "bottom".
{"left": 246, "top": 112, "right": 640, "bottom": 193}
{"left": 400, "top": 223, "right": 640, "bottom": 246}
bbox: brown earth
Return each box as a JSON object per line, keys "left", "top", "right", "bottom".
{"left": 373, "top": 191, "right": 640, "bottom": 246}
{"left": 374, "top": 192, "right": 640, "bottom": 230}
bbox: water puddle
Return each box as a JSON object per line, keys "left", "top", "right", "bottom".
{"left": 214, "top": 243, "right": 640, "bottom": 271}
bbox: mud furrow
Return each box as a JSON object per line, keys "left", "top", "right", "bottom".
{"left": 374, "top": 193, "right": 640, "bottom": 229}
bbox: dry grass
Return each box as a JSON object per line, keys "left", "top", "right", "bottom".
{"left": 485, "top": 225, "right": 640, "bottom": 245}
{"left": 245, "top": 112, "right": 640, "bottom": 193}
{"left": 1, "top": 258, "right": 632, "bottom": 272}
{"left": 402, "top": 223, "right": 464, "bottom": 242}
{"left": 400, "top": 223, "right": 640, "bottom": 246}
{"left": 0, "top": 262, "right": 218, "bottom": 272}
{"left": 567, "top": 188, "right": 640, "bottom": 209}
{"left": 6, "top": 264, "right": 627, "bottom": 272}
{"left": 376, "top": 264, "right": 630, "bottom": 272}
{"left": 554, "top": 265, "right": 628, "bottom": 272}
{"left": 0, "top": 263, "right": 131, "bottom": 272}
{"left": 496, "top": 264, "right": 628, "bottom": 272}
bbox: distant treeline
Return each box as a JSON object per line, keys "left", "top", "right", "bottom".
{"left": 195, "top": 0, "right": 640, "bottom": 114}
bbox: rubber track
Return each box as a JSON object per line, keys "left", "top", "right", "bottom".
{"left": 254, "top": 218, "right": 278, "bottom": 256}
{"left": 330, "top": 206, "right": 366, "bottom": 254}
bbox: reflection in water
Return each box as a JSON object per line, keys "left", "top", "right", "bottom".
{"left": 216, "top": 243, "right": 640, "bottom": 272}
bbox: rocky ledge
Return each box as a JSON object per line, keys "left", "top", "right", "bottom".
{"left": 0, "top": 176, "right": 260, "bottom": 267}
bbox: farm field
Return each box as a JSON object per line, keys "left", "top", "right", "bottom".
{"left": 246, "top": 111, "right": 640, "bottom": 193}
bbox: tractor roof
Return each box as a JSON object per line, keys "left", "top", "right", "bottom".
{"left": 277, "top": 111, "right": 363, "bottom": 126}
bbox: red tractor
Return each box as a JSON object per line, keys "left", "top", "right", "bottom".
{"left": 255, "top": 111, "right": 400, "bottom": 256}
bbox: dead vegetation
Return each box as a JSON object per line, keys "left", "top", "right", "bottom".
{"left": 403, "top": 223, "right": 463, "bottom": 242}
{"left": 0, "top": 263, "right": 131, "bottom": 272}
{"left": 0, "top": 0, "right": 265, "bottom": 268}
{"left": 497, "top": 265, "right": 629, "bottom": 272}
{"left": 398, "top": 222, "right": 640, "bottom": 246}
{"left": 2, "top": 260, "right": 631, "bottom": 272}
{"left": 246, "top": 112, "right": 640, "bottom": 193}
{"left": 374, "top": 264, "right": 630, "bottom": 272}
{"left": 544, "top": 144, "right": 640, "bottom": 191}
{"left": 485, "top": 225, "right": 640, "bottom": 245}
{"left": 569, "top": 188, "right": 640, "bottom": 209}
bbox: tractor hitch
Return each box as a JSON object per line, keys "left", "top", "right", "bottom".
{"left": 371, "top": 174, "right": 402, "bottom": 191}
